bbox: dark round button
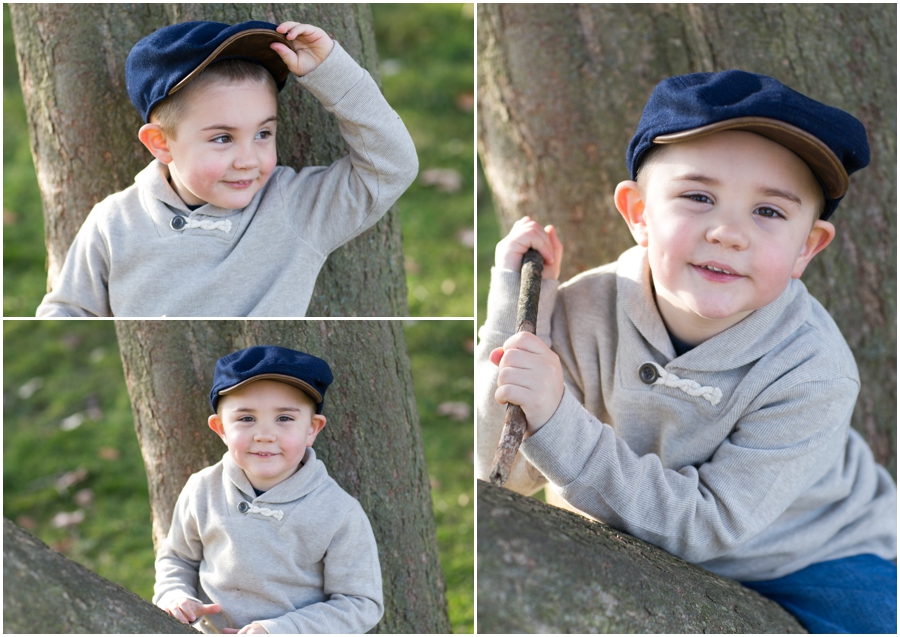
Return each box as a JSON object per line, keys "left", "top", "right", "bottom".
{"left": 639, "top": 363, "right": 659, "bottom": 384}
{"left": 170, "top": 215, "right": 186, "bottom": 230}
{"left": 237, "top": 501, "right": 250, "bottom": 513}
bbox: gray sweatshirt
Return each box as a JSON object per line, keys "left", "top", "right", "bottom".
{"left": 36, "top": 42, "right": 417, "bottom": 317}
{"left": 476, "top": 245, "right": 896, "bottom": 582}
{"left": 153, "top": 448, "right": 383, "bottom": 634}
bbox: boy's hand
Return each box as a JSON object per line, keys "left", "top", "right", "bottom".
{"left": 223, "top": 623, "right": 268, "bottom": 634}
{"left": 495, "top": 216, "right": 563, "bottom": 280}
{"left": 271, "top": 22, "right": 335, "bottom": 77}
{"left": 164, "top": 598, "right": 221, "bottom": 624}
{"left": 491, "top": 332, "right": 564, "bottom": 435}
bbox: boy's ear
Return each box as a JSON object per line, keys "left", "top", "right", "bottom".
{"left": 306, "top": 415, "right": 327, "bottom": 447}
{"left": 138, "top": 123, "right": 174, "bottom": 164}
{"left": 615, "top": 180, "right": 649, "bottom": 247}
{"left": 208, "top": 414, "right": 227, "bottom": 442}
{"left": 791, "top": 219, "right": 835, "bottom": 279}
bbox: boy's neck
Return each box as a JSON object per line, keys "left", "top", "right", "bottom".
{"left": 652, "top": 283, "right": 754, "bottom": 347}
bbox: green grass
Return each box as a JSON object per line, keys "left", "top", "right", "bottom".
{"left": 404, "top": 320, "right": 474, "bottom": 632}
{"left": 3, "top": 5, "right": 47, "bottom": 317}
{"left": 373, "top": 4, "right": 475, "bottom": 317}
{"left": 3, "top": 320, "right": 474, "bottom": 633}
{"left": 3, "top": 4, "right": 474, "bottom": 318}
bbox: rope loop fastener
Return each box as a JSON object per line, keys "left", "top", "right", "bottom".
{"left": 641, "top": 362, "right": 723, "bottom": 406}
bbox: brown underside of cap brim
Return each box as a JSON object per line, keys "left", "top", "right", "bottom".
{"left": 653, "top": 116, "right": 848, "bottom": 199}
{"left": 169, "top": 29, "right": 292, "bottom": 96}
{"left": 218, "top": 373, "right": 322, "bottom": 404}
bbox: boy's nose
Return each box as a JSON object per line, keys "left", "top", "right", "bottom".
{"left": 232, "top": 146, "right": 259, "bottom": 170}
{"left": 704, "top": 213, "right": 748, "bottom": 250}
{"left": 253, "top": 427, "right": 276, "bottom": 441}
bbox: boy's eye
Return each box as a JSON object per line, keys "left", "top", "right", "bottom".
{"left": 755, "top": 206, "right": 784, "bottom": 219}
{"left": 683, "top": 193, "right": 712, "bottom": 204}
{"left": 276, "top": 415, "right": 295, "bottom": 422}
{"left": 256, "top": 130, "right": 273, "bottom": 140}
{"left": 211, "top": 134, "right": 231, "bottom": 144}
{"left": 236, "top": 415, "right": 255, "bottom": 423}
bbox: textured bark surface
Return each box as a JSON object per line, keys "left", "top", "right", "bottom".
{"left": 115, "top": 320, "right": 450, "bottom": 634}
{"left": 4, "top": 517, "right": 198, "bottom": 634}
{"left": 478, "top": 3, "right": 896, "bottom": 473}
{"left": 10, "top": 3, "right": 407, "bottom": 316}
{"left": 477, "top": 481, "right": 806, "bottom": 634}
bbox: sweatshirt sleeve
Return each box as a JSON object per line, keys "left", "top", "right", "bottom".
{"left": 153, "top": 478, "right": 204, "bottom": 610}
{"left": 35, "top": 211, "right": 113, "bottom": 317}
{"left": 278, "top": 41, "right": 418, "bottom": 257}
{"left": 474, "top": 267, "right": 558, "bottom": 494}
{"left": 520, "top": 375, "right": 860, "bottom": 564}
{"left": 255, "top": 501, "right": 384, "bottom": 635}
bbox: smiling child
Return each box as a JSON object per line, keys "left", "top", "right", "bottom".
{"left": 36, "top": 19, "right": 417, "bottom": 317}
{"left": 154, "top": 345, "right": 382, "bottom": 634}
{"left": 477, "top": 70, "right": 896, "bottom": 633}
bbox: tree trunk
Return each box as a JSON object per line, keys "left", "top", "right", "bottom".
{"left": 9, "top": 3, "right": 407, "bottom": 316}
{"left": 477, "top": 481, "right": 806, "bottom": 634}
{"left": 3, "top": 517, "right": 197, "bottom": 634}
{"left": 115, "top": 320, "right": 450, "bottom": 634}
{"left": 477, "top": 3, "right": 897, "bottom": 471}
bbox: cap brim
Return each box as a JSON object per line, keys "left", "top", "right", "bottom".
{"left": 653, "top": 116, "right": 848, "bottom": 199}
{"left": 169, "top": 28, "right": 292, "bottom": 95}
{"left": 218, "top": 373, "right": 323, "bottom": 404}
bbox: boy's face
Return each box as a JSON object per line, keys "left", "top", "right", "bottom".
{"left": 617, "top": 130, "right": 835, "bottom": 344}
{"left": 208, "top": 379, "right": 326, "bottom": 492}
{"left": 155, "top": 80, "right": 278, "bottom": 209}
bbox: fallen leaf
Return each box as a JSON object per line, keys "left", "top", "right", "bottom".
{"left": 437, "top": 401, "right": 471, "bottom": 421}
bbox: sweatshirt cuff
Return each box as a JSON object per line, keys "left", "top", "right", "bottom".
{"left": 483, "top": 268, "right": 559, "bottom": 340}
{"left": 521, "top": 386, "right": 608, "bottom": 487}
{"left": 296, "top": 41, "right": 366, "bottom": 108}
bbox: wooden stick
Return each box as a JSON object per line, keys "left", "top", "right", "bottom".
{"left": 489, "top": 248, "right": 544, "bottom": 486}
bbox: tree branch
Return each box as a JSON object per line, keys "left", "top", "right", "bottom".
{"left": 477, "top": 481, "right": 806, "bottom": 633}
{"left": 3, "top": 518, "right": 197, "bottom": 634}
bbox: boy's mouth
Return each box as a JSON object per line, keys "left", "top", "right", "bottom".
{"left": 693, "top": 262, "right": 743, "bottom": 280}
{"left": 224, "top": 179, "right": 254, "bottom": 189}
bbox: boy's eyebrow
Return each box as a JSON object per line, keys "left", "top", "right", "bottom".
{"left": 672, "top": 173, "right": 721, "bottom": 186}
{"left": 230, "top": 405, "right": 303, "bottom": 413}
{"left": 200, "top": 116, "right": 277, "bottom": 132}
{"left": 673, "top": 174, "right": 804, "bottom": 205}
{"left": 760, "top": 187, "right": 803, "bottom": 206}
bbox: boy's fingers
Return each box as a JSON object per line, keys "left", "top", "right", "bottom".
{"left": 269, "top": 42, "right": 295, "bottom": 61}
{"left": 502, "top": 331, "right": 546, "bottom": 353}
{"left": 489, "top": 347, "right": 504, "bottom": 367}
{"left": 196, "top": 603, "right": 222, "bottom": 616}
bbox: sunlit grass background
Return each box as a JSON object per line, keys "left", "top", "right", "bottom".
{"left": 3, "top": 319, "right": 474, "bottom": 633}
{"left": 2, "top": 3, "right": 475, "bottom": 318}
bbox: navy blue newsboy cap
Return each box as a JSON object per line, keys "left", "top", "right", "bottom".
{"left": 126, "top": 20, "right": 292, "bottom": 123}
{"left": 210, "top": 345, "right": 333, "bottom": 414}
{"left": 627, "top": 69, "right": 870, "bottom": 219}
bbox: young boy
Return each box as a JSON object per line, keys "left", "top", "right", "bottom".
{"left": 36, "top": 19, "right": 417, "bottom": 317}
{"left": 477, "top": 70, "right": 896, "bottom": 633}
{"left": 154, "top": 345, "right": 383, "bottom": 634}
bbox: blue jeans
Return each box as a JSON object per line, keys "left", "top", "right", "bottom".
{"left": 741, "top": 554, "right": 897, "bottom": 634}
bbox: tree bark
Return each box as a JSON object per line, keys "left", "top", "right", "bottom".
{"left": 115, "top": 320, "right": 450, "bottom": 634}
{"left": 477, "top": 2, "right": 896, "bottom": 473}
{"left": 10, "top": 3, "right": 407, "bottom": 316}
{"left": 3, "top": 517, "right": 197, "bottom": 634}
{"left": 477, "top": 481, "right": 806, "bottom": 634}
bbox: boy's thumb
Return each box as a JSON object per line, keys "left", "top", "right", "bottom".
{"left": 489, "top": 347, "right": 504, "bottom": 367}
